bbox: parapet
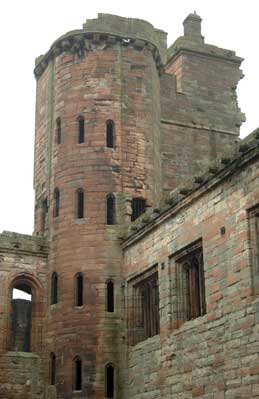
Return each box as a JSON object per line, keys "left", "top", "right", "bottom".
{"left": 0, "top": 231, "right": 48, "bottom": 257}
{"left": 34, "top": 13, "right": 167, "bottom": 79}
{"left": 83, "top": 13, "right": 167, "bottom": 58}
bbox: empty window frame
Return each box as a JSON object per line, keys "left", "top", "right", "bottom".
{"left": 53, "top": 188, "right": 60, "bottom": 218}
{"left": 106, "top": 364, "right": 115, "bottom": 398}
{"left": 76, "top": 189, "right": 84, "bottom": 219}
{"left": 73, "top": 357, "right": 82, "bottom": 391}
{"left": 50, "top": 352, "right": 56, "bottom": 385}
{"left": 75, "top": 273, "right": 83, "bottom": 306}
{"left": 248, "top": 205, "right": 259, "bottom": 293}
{"left": 131, "top": 269, "right": 159, "bottom": 344}
{"left": 175, "top": 241, "right": 206, "bottom": 324}
{"left": 106, "top": 280, "right": 114, "bottom": 312}
{"left": 78, "top": 116, "right": 85, "bottom": 144}
{"left": 56, "top": 117, "right": 61, "bottom": 144}
{"left": 11, "top": 283, "right": 32, "bottom": 352}
{"left": 131, "top": 198, "right": 146, "bottom": 221}
{"left": 107, "top": 194, "right": 116, "bottom": 225}
{"left": 51, "top": 272, "right": 58, "bottom": 305}
{"left": 106, "top": 120, "right": 115, "bottom": 148}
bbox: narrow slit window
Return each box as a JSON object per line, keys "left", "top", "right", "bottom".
{"left": 54, "top": 188, "right": 60, "bottom": 218}
{"left": 131, "top": 198, "right": 146, "bottom": 221}
{"left": 106, "top": 120, "right": 115, "bottom": 148}
{"left": 106, "top": 364, "right": 114, "bottom": 398}
{"left": 74, "top": 357, "right": 82, "bottom": 391}
{"left": 77, "top": 189, "right": 84, "bottom": 219}
{"left": 56, "top": 117, "right": 61, "bottom": 144}
{"left": 50, "top": 352, "right": 56, "bottom": 385}
{"left": 51, "top": 272, "right": 58, "bottom": 305}
{"left": 107, "top": 280, "right": 114, "bottom": 312}
{"left": 78, "top": 116, "right": 85, "bottom": 144}
{"left": 75, "top": 273, "right": 83, "bottom": 306}
{"left": 107, "top": 194, "right": 116, "bottom": 225}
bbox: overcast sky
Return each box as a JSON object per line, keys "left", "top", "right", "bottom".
{"left": 0, "top": 0, "right": 258, "bottom": 235}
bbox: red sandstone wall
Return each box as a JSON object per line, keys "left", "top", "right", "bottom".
{"left": 34, "top": 33, "right": 162, "bottom": 398}
{"left": 122, "top": 154, "right": 259, "bottom": 398}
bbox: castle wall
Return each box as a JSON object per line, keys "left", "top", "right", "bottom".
{"left": 160, "top": 28, "right": 245, "bottom": 194}
{"left": 0, "top": 233, "right": 48, "bottom": 399}
{"left": 122, "top": 149, "right": 259, "bottom": 398}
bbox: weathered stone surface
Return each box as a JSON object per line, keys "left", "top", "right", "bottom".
{"left": 1, "top": 12, "right": 259, "bottom": 399}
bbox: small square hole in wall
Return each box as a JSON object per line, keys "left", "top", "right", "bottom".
{"left": 220, "top": 226, "right": 226, "bottom": 236}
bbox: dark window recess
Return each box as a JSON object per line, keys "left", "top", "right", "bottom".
{"left": 107, "top": 280, "right": 114, "bottom": 312}
{"left": 106, "top": 364, "right": 114, "bottom": 398}
{"left": 51, "top": 272, "right": 58, "bottom": 305}
{"left": 74, "top": 357, "right": 82, "bottom": 391}
{"left": 56, "top": 117, "right": 61, "bottom": 144}
{"left": 76, "top": 273, "right": 83, "bottom": 306}
{"left": 131, "top": 198, "right": 146, "bottom": 221}
{"left": 78, "top": 117, "right": 85, "bottom": 144}
{"left": 176, "top": 244, "right": 206, "bottom": 323}
{"left": 107, "top": 194, "right": 116, "bottom": 225}
{"left": 53, "top": 188, "right": 60, "bottom": 218}
{"left": 106, "top": 120, "right": 115, "bottom": 148}
{"left": 50, "top": 352, "right": 56, "bottom": 385}
{"left": 133, "top": 272, "right": 159, "bottom": 344}
{"left": 77, "top": 189, "right": 84, "bottom": 219}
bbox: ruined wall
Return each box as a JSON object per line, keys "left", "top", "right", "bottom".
{"left": 0, "top": 232, "right": 48, "bottom": 399}
{"left": 160, "top": 13, "right": 245, "bottom": 194}
{"left": 122, "top": 146, "right": 259, "bottom": 398}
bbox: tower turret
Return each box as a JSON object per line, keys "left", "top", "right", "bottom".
{"left": 33, "top": 14, "right": 166, "bottom": 398}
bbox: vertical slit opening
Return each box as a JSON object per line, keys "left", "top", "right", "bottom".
{"left": 106, "top": 364, "right": 114, "bottom": 398}
{"left": 107, "top": 280, "right": 114, "bottom": 312}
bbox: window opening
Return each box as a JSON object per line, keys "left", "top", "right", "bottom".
{"left": 132, "top": 271, "right": 159, "bottom": 344}
{"left": 54, "top": 188, "right": 60, "bottom": 218}
{"left": 107, "top": 194, "right": 116, "bottom": 225}
{"left": 107, "top": 280, "right": 114, "bottom": 312}
{"left": 175, "top": 242, "right": 206, "bottom": 324}
{"left": 131, "top": 198, "right": 146, "bottom": 221}
{"left": 74, "top": 357, "right": 82, "bottom": 391}
{"left": 11, "top": 283, "right": 32, "bottom": 352}
{"left": 78, "top": 116, "right": 85, "bottom": 144}
{"left": 41, "top": 197, "right": 48, "bottom": 233}
{"left": 77, "top": 189, "right": 84, "bottom": 219}
{"left": 50, "top": 352, "right": 56, "bottom": 385}
{"left": 51, "top": 272, "right": 58, "bottom": 305}
{"left": 56, "top": 117, "right": 61, "bottom": 144}
{"left": 106, "top": 364, "right": 114, "bottom": 398}
{"left": 106, "top": 120, "right": 115, "bottom": 148}
{"left": 248, "top": 205, "right": 259, "bottom": 293}
{"left": 75, "top": 273, "right": 83, "bottom": 306}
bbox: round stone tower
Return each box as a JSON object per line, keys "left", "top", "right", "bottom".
{"left": 33, "top": 14, "right": 167, "bottom": 398}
